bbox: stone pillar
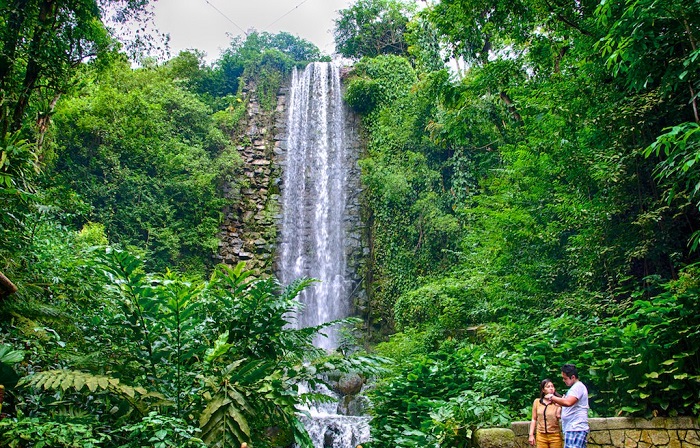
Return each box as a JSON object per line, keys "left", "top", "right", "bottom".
{"left": 215, "top": 79, "right": 287, "bottom": 276}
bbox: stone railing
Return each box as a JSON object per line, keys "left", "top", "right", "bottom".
{"left": 475, "top": 417, "right": 700, "bottom": 448}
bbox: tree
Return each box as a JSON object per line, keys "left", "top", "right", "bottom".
{"left": 202, "top": 31, "right": 322, "bottom": 100}
{"left": 334, "top": 0, "right": 415, "bottom": 59}
{"left": 428, "top": 0, "right": 599, "bottom": 65}
{"left": 353, "top": 0, "right": 700, "bottom": 442}
{"left": 597, "top": 0, "right": 699, "bottom": 107}
{"left": 49, "top": 59, "right": 236, "bottom": 272}
{"left": 0, "top": 131, "right": 40, "bottom": 251}
{"left": 0, "top": 0, "right": 157, "bottom": 263}
{"left": 0, "top": 0, "right": 155, "bottom": 138}
{"left": 405, "top": 13, "right": 444, "bottom": 74}
{"left": 597, "top": 0, "right": 700, "bottom": 249}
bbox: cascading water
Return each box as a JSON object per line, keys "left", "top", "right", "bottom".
{"left": 297, "top": 383, "right": 370, "bottom": 448}
{"left": 279, "top": 61, "right": 351, "bottom": 350}
{"left": 278, "top": 62, "right": 370, "bottom": 448}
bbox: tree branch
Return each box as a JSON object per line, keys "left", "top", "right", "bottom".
{"left": 499, "top": 91, "right": 523, "bottom": 123}
{"left": 542, "top": 0, "right": 593, "bottom": 37}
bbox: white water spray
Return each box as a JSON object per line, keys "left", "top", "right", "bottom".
{"left": 278, "top": 62, "right": 370, "bottom": 448}
{"left": 279, "top": 62, "right": 352, "bottom": 350}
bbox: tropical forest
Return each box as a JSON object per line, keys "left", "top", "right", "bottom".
{"left": 1, "top": 0, "right": 699, "bottom": 447}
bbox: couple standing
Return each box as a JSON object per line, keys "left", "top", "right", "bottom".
{"left": 528, "top": 364, "right": 589, "bottom": 448}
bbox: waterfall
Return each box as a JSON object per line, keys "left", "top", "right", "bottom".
{"left": 297, "top": 383, "right": 370, "bottom": 448}
{"left": 279, "top": 62, "right": 352, "bottom": 349}
{"left": 278, "top": 62, "right": 370, "bottom": 448}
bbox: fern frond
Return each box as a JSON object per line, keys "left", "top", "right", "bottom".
{"left": 6, "top": 299, "right": 66, "bottom": 320}
{"left": 20, "top": 370, "right": 169, "bottom": 414}
{"left": 315, "top": 352, "right": 391, "bottom": 377}
{"left": 279, "top": 277, "right": 318, "bottom": 303}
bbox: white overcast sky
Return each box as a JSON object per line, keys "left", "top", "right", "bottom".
{"left": 152, "top": 0, "right": 355, "bottom": 62}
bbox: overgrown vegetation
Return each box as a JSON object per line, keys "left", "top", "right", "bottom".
{"left": 1, "top": 1, "right": 360, "bottom": 445}
{"left": 337, "top": 0, "right": 700, "bottom": 446}
{"left": 2, "top": 0, "right": 700, "bottom": 446}
{"left": 1, "top": 248, "right": 379, "bottom": 447}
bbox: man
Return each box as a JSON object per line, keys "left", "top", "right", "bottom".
{"left": 545, "top": 364, "right": 589, "bottom": 448}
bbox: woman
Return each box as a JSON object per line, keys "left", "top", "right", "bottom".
{"left": 528, "top": 379, "right": 563, "bottom": 448}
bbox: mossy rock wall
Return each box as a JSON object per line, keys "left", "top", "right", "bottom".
{"left": 506, "top": 417, "right": 700, "bottom": 448}
{"left": 215, "top": 78, "right": 286, "bottom": 275}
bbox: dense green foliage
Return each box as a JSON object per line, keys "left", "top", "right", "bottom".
{"left": 339, "top": 0, "right": 700, "bottom": 445}
{"left": 187, "top": 31, "right": 325, "bottom": 110}
{"left": 0, "top": 0, "right": 153, "bottom": 264}
{"left": 1, "top": 2, "right": 367, "bottom": 444}
{"left": 2, "top": 23, "right": 322, "bottom": 273}
{"left": 47, "top": 58, "right": 236, "bottom": 272}
{"left": 1, "top": 246, "right": 376, "bottom": 447}
{"left": 333, "top": 0, "right": 416, "bottom": 59}
{"left": 3, "top": 0, "right": 700, "bottom": 446}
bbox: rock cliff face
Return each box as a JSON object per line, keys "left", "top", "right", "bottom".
{"left": 215, "top": 72, "right": 368, "bottom": 319}
{"left": 342, "top": 88, "right": 370, "bottom": 327}
{"left": 215, "top": 80, "right": 285, "bottom": 275}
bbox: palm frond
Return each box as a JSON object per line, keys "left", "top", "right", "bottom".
{"left": 209, "top": 262, "right": 255, "bottom": 293}
{"left": 314, "top": 352, "right": 392, "bottom": 378}
{"left": 279, "top": 277, "right": 318, "bottom": 302}
{"left": 3, "top": 298, "right": 70, "bottom": 321}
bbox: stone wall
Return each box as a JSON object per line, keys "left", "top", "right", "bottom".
{"left": 508, "top": 417, "right": 700, "bottom": 448}
{"left": 215, "top": 80, "right": 287, "bottom": 275}
{"left": 338, "top": 85, "right": 368, "bottom": 319}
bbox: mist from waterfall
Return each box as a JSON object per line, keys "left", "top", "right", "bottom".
{"left": 278, "top": 62, "right": 352, "bottom": 351}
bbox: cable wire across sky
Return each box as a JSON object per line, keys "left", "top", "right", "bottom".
{"left": 264, "top": 0, "right": 312, "bottom": 30}
{"left": 203, "top": 0, "right": 316, "bottom": 35}
{"left": 154, "top": 0, "right": 353, "bottom": 61}
{"left": 203, "top": 0, "right": 248, "bottom": 35}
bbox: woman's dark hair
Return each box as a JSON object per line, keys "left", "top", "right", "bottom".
{"left": 539, "top": 379, "right": 552, "bottom": 400}
{"left": 539, "top": 379, "right": 562, "bottom": 402}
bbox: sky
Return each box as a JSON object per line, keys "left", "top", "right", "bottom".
{"left": 152, "top": 0, "right": 355, "bottom": 63}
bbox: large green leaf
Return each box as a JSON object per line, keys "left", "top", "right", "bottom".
{"left": 0, "top": 344, "right": 24, "bottom": 389}
{"left": 0, "top": 344, "right": 24, "bottom": 364}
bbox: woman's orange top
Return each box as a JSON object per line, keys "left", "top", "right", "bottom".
{"left": 532, "top": 398, "right": 561, "bottom": 434}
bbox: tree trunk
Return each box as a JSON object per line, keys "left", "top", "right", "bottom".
{"left": 499, "top": 91, "right": 523, "bottom": 123}
{"left": 0, "top": 271, "right": 18, "bottom": 299}
{"left": 35, "top": 93, "right": 61, "bottom": 153}
{"left": 683, "top": 20, "right": 699, "bottom": 123}
{"left": 0, "top": 0, "right": 32, "bottom": 87}
{"left": 554, "top": 45, "right": 569, "bottom": 74}
{"left": 0, "top": 0, "right": 32, "bottom": 136}
{"left": 11, "top": 0, "right": 58, "bottom": 132}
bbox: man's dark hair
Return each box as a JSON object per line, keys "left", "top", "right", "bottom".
{"left": 561, "top": 363, "right": 579, "bottom": 379}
